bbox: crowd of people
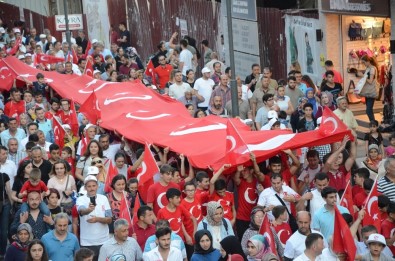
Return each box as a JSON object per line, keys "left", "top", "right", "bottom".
{"left": 0, "top": 15, "right": 394, "bottom": 261}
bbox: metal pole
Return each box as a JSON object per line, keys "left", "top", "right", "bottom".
{"left": 226, "top": 0, "right": 239, "bottom": 117}
{"left": 391, "top": 0, "right": 395, "bottom": 123}
{"left": 63, "top": 0, "right": 71, "bottom": 46}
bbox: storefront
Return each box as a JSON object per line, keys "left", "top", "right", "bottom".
{"left": 319, "top": 0, "right": 391, "bottom": 115}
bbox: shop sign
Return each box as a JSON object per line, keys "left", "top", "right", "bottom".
{"left": 222, "top": 0, "right": 257, "bottom": 21}
{"left": 321, "top": 0, "right": 389, "bottom": 17}
{"left": 55, "top": 14, "right": 83, "bottom": 31}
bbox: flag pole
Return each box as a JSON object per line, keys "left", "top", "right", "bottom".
{"left": 124, "top": 191, "right": 134, "bottom": 233}
{"left": 339, "top": 179, "right": 351, "bottom": 203}
{"left": 228, "top": 118, "right": 251, "bottom": 153}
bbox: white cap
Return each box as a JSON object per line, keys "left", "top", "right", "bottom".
{"left": 267, "top": 110, "right": 278, "bottom": 119}
{"left": 0, "top": 27, "right": 5, "bottom": 33}
{"left": 40, "top": 34, "right": 46, "bottom": 38}
{"left": 17, "top": 54, "right": 25, "bottom": 59}
{"left": 62, "top": 124, "right": 71, "bottom": 130}
{"left": 84, "top": 174, "right": 98, "bottom": 184}
{"left": 87, "top": 166, "right": 99, "bottom": 175}
{"left": 93, "top": 70, "right": 101, "bottom": 75}
{"left": 201, "top": 67, "right": 211, "bottom": 74}
{"left": 316, "top": 117, "right": 322, "bottom": 125}
{"left": 84, "top": 123, "right": 96, "bottom": 131}
{"left": 91, "top": 39, "right": 98, "bottom": 44}
{"left": 13, "top": 28, "right": 20, "bottom": 33}
{"left": 366, "top": 233, "right": 386, "bottom": 246}
{"left": 24, "top": 53, "right": 32, "bottom": 57}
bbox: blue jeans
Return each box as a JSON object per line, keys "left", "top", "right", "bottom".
{"left": 365, "top": 97, "right": 376, "bottom": 122}
{"left": 0, "top": 201, "right": 11, "bottom": 255}
{"left": 20, "top": 201, "right": 50, "bottom": 216}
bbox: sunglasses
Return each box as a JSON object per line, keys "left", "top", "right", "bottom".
{"left": 92, "top": 160, "right": 102, "bottom": 165}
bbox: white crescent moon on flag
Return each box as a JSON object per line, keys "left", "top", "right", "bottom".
{"left": 244, "top": 188, "right": 256, "bottom": 204}
{"left": 243, "top": 134, "right": 296, "bottom": 154}
{"left": 126, "top": 113, "right": 170, "bottom": 120}
{"left": 226, "top": 135, "right": 236, "bottom": 151}
{"left": 323, "top": 117, "right": 338, "bottom": 134}
{"left": 136, "top": 162, "right": 147, "bottom": 181}
{"left": 103, "top": 95, "right": 152, "bottom": 105}
{"left": 367, "top": 196, "right": 377, "bottom": 215}
{"left": 170, "top": 123, "right": 226, "bottom": 136}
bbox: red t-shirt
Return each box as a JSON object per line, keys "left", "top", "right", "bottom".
{"left": 180, "top": 197, "right": 203, "bottom": 224}
{"left": 352, "top": 185, "right": 365, "bottom": 197}
{"left": 4, "top": 100, "right": 25, "bottom": 118}
{"left": 129, "top": 223, "right": 156, "bottom": 250}
{"left": 20, "top": 180, "right": 48, "bottom": 202}
{"left": 59, "top": 110, "right": 71, "bottom": 125}
{"left": 381, "top": 212, "right": 389, "bottom": 223}
{"left": 354, "top": 191, "right": 367, "bottom": 208}
{"left": 157, "top": 206, "right": 191, "bottom": 241}
{"left": 209, "top": 191, "right": 235, "bottom": 221}
{"left": 272, "top": 222, "right": 292, "bottom": 246}
{"left": 146, "top": 182, "right": 180, "bottom": 215}
{"left": 236, "top": 178, "right": 258, "bottom": 221}
{"left": 327, "top": 166, "right": 348, "bottom": 191}
{"left": 195, "top": 189, "right": 209, "bottom": 216}
{"left": 154, "top": 64, "right": 173, "bottom": 89}
{"left": 381, "top": 219, "right": 395, "bottom": 255}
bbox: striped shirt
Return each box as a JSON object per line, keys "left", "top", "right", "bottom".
{"left": 378, "top": 176, "right": 395, "bottom": 201}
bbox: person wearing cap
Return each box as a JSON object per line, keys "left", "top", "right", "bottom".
{"left": 333, "top": 96, "right": 358, "bottom": 134}
{"left": 98, "top": 218, "right": 142, "bottom": 261}
{"left": 153, "top": 54, "right": 173, "bottom": 92}
{"left": 37, "top": 34, "right": 48, "bottom": 50}
{"left": 362, "top": 144, "right": 383, "bottom": 175}
{"left": 358, "top": 233, "right": 394, "bottom": 261}
{"left": 194, "top": 67, "right": 215, "bottom": 111}
{"left": 17, "top": 54, "right": 25, "bottom": 60}
{"left": 76, "top": 174, "right": 112, "bottom": 260}
{"left": 93, "top": 69, "right": 102, "bottom": 80}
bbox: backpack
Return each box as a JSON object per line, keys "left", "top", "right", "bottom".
{"left": 203, "top": 218, "right": 229, "bottom": 234}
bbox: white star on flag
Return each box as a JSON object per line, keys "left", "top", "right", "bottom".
{"left": 373, "top": 213, "right": 378, "bottom": 220}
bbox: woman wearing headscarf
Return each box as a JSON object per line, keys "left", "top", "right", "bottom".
{"left": 315, "top": 91, "right": 336, "bottom": 118}
{"left": 246, "top": 235, "right": 272, "bottom": 261}
{"left": 219, "top": 235, "right": 247, "bottom": 261}
{"left": 4, "top": 223, "right": 33, "bottom": 261}
{"left": 241, "top": 206, "right": 283, "bottom": 257}
{"left": 197, "top": 201, "right": 234, "bottom": 250}
{"left": 191, "top": 230, "right": 221, "bottom": 261}
{"left": 305, "top": 87, "right": 319, "bottom": 116}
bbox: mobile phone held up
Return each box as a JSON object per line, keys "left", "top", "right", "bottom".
{"left": 90, "top": 196, "right": 96, "bottom": 206}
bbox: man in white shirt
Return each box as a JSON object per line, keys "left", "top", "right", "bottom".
{"left": 143, "top": 227, "right": 183, "bottom": 261}
{"left": 77, "top": 175, "right": 112, "bottom": 261}
{"left": 296, "top": 173, "right": 340, "bottom": 223}
{"left": 194, "top": 67, "right": 215, "bottom": 111}
{"left": 99, "top": 134, "right": 121, "bottom": 163}
{"left": 284, "top": 211, "right": 327, "bottom": 261}
{"left": 169, "top": 71, "right": 192, "bottom": 100}
{"left": 294, "top": 233, "right": 325, "bottom": 261}
{"left": 178, "top": 39, "right": 193, "bottom": 77}
{"left": 257, "top": 173, "right": 302, "bottom": 220}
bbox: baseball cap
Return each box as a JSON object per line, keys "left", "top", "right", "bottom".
{"left": 25, "top": 53, "right": 32, "bottom": 57}
{"left": 84, "top": 123, "right": 96, "bottom": 131}
{"left": 368, "top": 144, "right": 379, "bottom": 152}
{"left": 201, "top": 67, "right": 211, "bottom": 74}
{"left": 93, "top": 70, "right": 101, "bottom": 75}
{"left": 91, "top": 39, "right": 98, "bottom": 44}
{"left": 17, "top": 54, "right": 25, "bottom": 59}
{"left": 87, "top": 166, "right": 99, "bottom": 175}
{"left": 267, "top": 110, "right": 278, "bottom": 119}
{"left": 0, "top": 27, "right": 5, "bottom": 34}
{"left": 366, "top": 233, "right": 386, "bottom": 246}
{"left": 62, "top": 124, "right": 71, "bottom": 130}
{"left": 13, "top": 28, "right": 21, "bottom": 33}
{"left": 84, "top": 174, "right": 98, "bottom": 184}
{"left": 40, "top": 34, "right": 46, "bottom": 38}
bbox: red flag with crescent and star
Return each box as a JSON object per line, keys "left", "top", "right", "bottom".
{"left": 340, "top": 173, "right": 355, "bottom": 215}
{"left": 144, "top": 59, "right": 156, "bottom": 85}
{"left": 0, "top": 60, "right": 15, "bottom": 90}
{"left": 333, "top": 206, "right": 356, "bottom": 261}
{"left": 258, "top": 213, "right": 278, "bottom": 256}
{"left": 52, "top": 116, "right": 65, "bottom": 149}
{"left": 84, "top": 58, "right": 94, "bottom": 77}
{"left": 133, "top": 143, "right": 158, "bottom": 203}
{"left": 119, "top": 192, "right": 133, "bottom": 226}
{"left": 78, "top": 91, "right": 100, "bottom": 124}
{"left": 104, "top": 160, "right": 118, "bottom": 193}
{"left": 84, "top": 40, "right": 92, "bottom": 59}
{"left": 36, "top": 53, "right": 65, "bottom": 64}
{"left": 7, "top": 37, "right": 22, "bottom": 56}
{"left": 362, "top": 178, "right": 381, "bottom": 231}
